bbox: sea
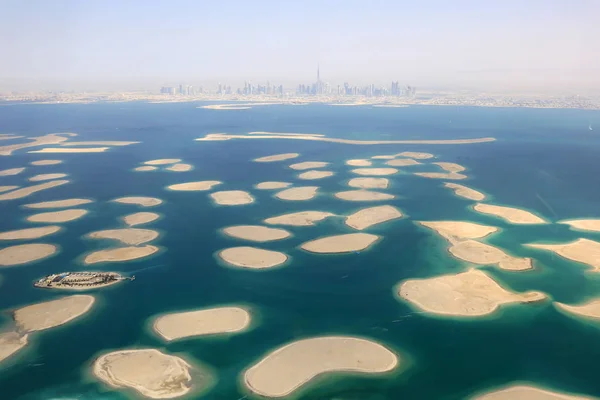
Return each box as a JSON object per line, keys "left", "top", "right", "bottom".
{"left": 1, "top": 102, "right": 600, "bottom": 400}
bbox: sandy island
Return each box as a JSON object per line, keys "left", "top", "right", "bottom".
{"left": 301, "top": 233, "right": 380, "bottom": 254}
{"left": 24, "top": 198, "right": 93, "bottom": 208}
{"left": 334, "top": 190, "right": 395, "bottom": 201}
{"left": 386, "top": 158, "right": 421, "bottom": 167}
{"left": 474, "top": 203, "right": 548, "bottom": 224}
{"left": 397, "top": 152, "right": 434, "bottom": 159}
{"left": 28, "top": 173, "right": 68, "bottom": 182}
{"left": 29, "top": 147, "right": 110, "bottom": 153}
{"left": 60, "top": 141, "right": 139, "bottom": 147}
{"left": 0, "top": 243, "right": 58, "bottom": 266}
{"left": 0, "top": 331, "right": 28, "bottom": 364}
{"left": 0, "top": 185, "right": 18, "bottom": 193}
{"left": 348, "top": 177, "right": 389, "bottom": 189}
{"left": 153, "top": 306, "right": 251, "bottom": 341}
{"left": 298, "top": 170, "right": 334, "bottom": 180}
{"left": 555, "top": 298, "right": 600, "bottom": 321}
{"left": 88, "top": 228, "right": 159, "bottom": 245}
{"left": 275, "top": 186, "right": 319, "bottom": 201}
{"left": 346, "top": 159, "right": 372, "bottom": 166}
{"left": 0, "top": 133, "right": 69, "bottom": 156}
{"left": 254, "top": 153, "right": 300, "bottom": 162}
{"left": 134, "top": 166, "right": 157, "bottom": 172}
{"left": 84, "top": 245, "right": 159, "bottom": 265}
{"left": 0, "top": 180, "right": 69, "bottom": 201}
{"left": 244, "top": 336, "right": 398, "bottom": 398}
{"left": 143, "top": 159, "right": 182, "bottom": 165}
{"left": 444, "top": 183, "right": 486, "bottom": 201}
{"left": 264, "top": 211, "right": 335, "bottom": 226}
{"left": 30, "top": 160, "right": 62, "bottom": 166}
{"left": 218, "top": 246, "right": 288, "bottom": 269}
{"left": 27, "top": 209, "right": 88, "bottom": 223}
{"left": 472, "top": 384, "right": 593, "bottom": 399}
{"left": 346, "top": 206, "right": 403, "bottom": 230}
{"left": 0, "top": 226, "right": 61, "bottom": 240}
{"left": 371, "top": 155, "right": 396, "bottom": 159}
{"left": 167, "top": 181, "right": 222, "bottom": 191}
{"left": 525, "top": 239, "right": 600, "bottom": 271}
{"left": 113, "top": 196, "right": 163, "bottom": 207}
{"left": 289, "top": 161, "right": 329, "bottom": 170}
{"left": 123, "top": 212, "right": 160, "bottom": 227}
{"left": 433, "top": 162, "right": 466, "bottom": 173}
{"left": 93, "top": 349, "right": 194, "bottom": 399}
{"left": 415, "top": 172, "right": 467, "bottom": 180}
{"left": 223, "top": 225, "right": 291, "bottom": 242}
{"left": 418, "top": 221, "right": 498, "bottom": 241}
{"left": 255, "top": 181, "right": 291, "bottom": 190}
{"left": 210, "top": 190, "right": 254, "bottom": 205}
{"left": 398, "top": 268, "right": 546, "bottom": 317}
{"left": 559, "top": 219, "right": 600, "bottom": 233}
{"left": 14, "top": 294, "right": 95, "bottom": 332}
{"left": 0, "top": 167, "right": 25, "bottom": 176}
{"left": 351, "top": 168, "right": 398, "bottom": 176}
{"left": 166, "top": 163, "right": 193, "bottom": 172}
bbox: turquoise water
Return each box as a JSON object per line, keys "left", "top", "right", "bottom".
{"left": 1, "top": 103, "right": 600, "bottom": 399}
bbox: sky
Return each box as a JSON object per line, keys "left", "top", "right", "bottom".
{"left": 1, "top": 0, "right": 599, "bottom": 93}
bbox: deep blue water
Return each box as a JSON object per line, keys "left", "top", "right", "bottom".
{"left": 0, "top": 103, "right": 600, "bottom": 399}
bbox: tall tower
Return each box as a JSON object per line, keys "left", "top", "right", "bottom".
{"left": 317, "top": 64, "right": 320, "bottom": 82}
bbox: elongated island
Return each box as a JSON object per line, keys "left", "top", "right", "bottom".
{"left": 34, "top": 271, "right": 132, "bottom": 290}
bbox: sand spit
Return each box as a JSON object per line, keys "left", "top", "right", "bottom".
{"left": 0, "top": 180, "right": 69, "bottom": 201}
{"left": 88, "top": 228, "right": 159, "bottom": 246}
{"left": 0, "top": 185, "right": 19, "bottom": 193}
{"left": 218, "top": 246, "right": 288, "bottom": 269}
{"left": 450, "top": 240, "right": 533, "bottom": 271}
{"left": 398, "top": 269, "right": 546, "bottom": 317}
{"left": 525, "top": 239, "right": 600, "bottom": 271}
{"left": 134, "top": 166, "right": 157, "bottom": 172}
{"left": 27, "top": 209, "right": 88, "bottom": 223}
{"left": 113, "top": 196, "right": 163, "bottom": 207}
{"left": 346, "top": 159, "right": 372, "bottom": 166}
{"left": 418, "top": 221, "right": 498, "bottom": 242}
{"left": 59, "top": 141, "right": 139, "bottom": 146}
{"left": 472, "top": 384, "right": 593, "bottom": 400}
{"left": 0, "top": 167, "right": 25, "bottom": 176}
{"left": 301, "top": 233, "right": 380, "bottom": 254}
{"left": 93, "top": 349, "right": 193, "bottom": 399}
{"left": 123, "top": 212, "right": 160, "bottom": 227}
{"left": 223, "top": 225, "right": 291, "bottom": 242}
{"left": 166, "top": 163, "right": 193, "bottom": 172}
{"left": 249, "top": 132, "right": 320, "bottom": 137}
{"left": 255, "top": 181, "right": 291, "bottom": 190}
{"left": 167, "top": 181, "right": 222, "bottom": 191}
{"left": 210, "top": 190, "right": 254, "bottom": 205}
{"left": 153, "top": 306, "right": 251, "bottom": 341}
{"left": 0, "top": 135, "right": 23, "bottom": 141}
{"left": 29, "top": 147, "right": 110, "bottom": 153}
{"left": 397, "top": 152, "right": 434, "bottom": 159}
{"left": 30, "top": 159, "right": 62, "bottom": 166}
{"left": 371, "top": 155, "right": 396, "bottom": 160}
{"left": 0, "top": 226, "right": 61, "bottom": 240}
{"left": 0, "top": 331, "right": 28, "bottom": 364}
{"left": 84, "top": 245, "right": 159, "bottom": 265}
{"left": 289, "top": 161, "right": 329, "bottom": 170}
{"left": 444, "top": 183, "right": 485, "bottom": 201}
{"left": 14, "top": 295, "right": 94, "bottom": 332}
{"left": 415, "top": 172, "right": 467, "bottom": 180}
{"left": 386, "top": 158, "right": 420, "bottom": 167}
{"left": 351, "top": 168, "right": 398, "bottom": 176}
{"left": 335, "top": 190, "right": 395, "bottom": 201}
{"left": 264, "top": 211, "right": 335, "bottom": 226}
{"left": 0, "top": 243, "right": 57, "bottom": 266}
{"left": 275, "top": 186, "right": 319, "bottom": 201}
{"left": 433, "top": 162, "right": 466, "bottom": 173}
{"left": 555, "top": 298, "right": 600, "bottom": 321}
{"left": 0, "top": 133, "right": 69, "bottom": 156}
{"left": 348, "top": 177, "right": 389, "bottom": 189}
{"left": 24, "top": 198, "right": 93, "bottom": 209}
{"left": 244, "top": 336, "right": 398, "bottom": 398}
{"left": 560, "top": 219, "right": 600, "bottom": 233}
{"left": 28, "top": 173, "right": 68, "bottom": 182}
{"left": 346, "top": 206, "right": 403, "bottom": 230}
{"left": 298, "top": 170, "right": 334, "bottom": 180}
{"left": 254, "top": 153, "right": 300, "bottom": 162}
{"left": 143, "top": 159, "right": 182, "bottom": 165}
{"left": 474, "top": 203, "right": 547, "bottom": 224}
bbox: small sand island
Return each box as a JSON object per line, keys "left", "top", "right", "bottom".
{"left": 123, "top": 212, "right": 160, "bottom": 227}
{"left": 415, "top": 172, "right": 467, "bottom": 180}
{"left": 555, "top": 298, "right": 600, "bottom": 321}
{"left": 0, "top": 167, "right": 25, "bottom": 176}
{"left": 167, "top": 181, "right": 222, "bottom": 191}
{"left": 255, "top": 181, "right": 291, "bottom": 190}
{"left": 474, "top": 203, "right": 547, "bottom": 224}
{"left": 525, "top": 238, "right": 600, "bottom": 271}
{"left": 275, "top": 186, "right": 319, "bottom": 201}
{"left": 289, "top": 161, "right": 329, "bottom": 170}
{"left": 472, "top": 384, "right": 593, "bottom": 400}
{"left": 398, "top": 269, "right": 545, "bottom": 317}
{"left": 0, "top": 226, "right": 61, "bottom": 240}
{"left": 84, "top": 245, "right": 159, "bottom": 265}
{"left": 264, "top": 211, "right": 335, "bottom": 226}
{"left": 134, "top": 165, "right": 157, "bottom": 172}
{"left": 348, "top": 177, "right": 389, "bottom": 189}
{"left": 444, "top": 183, "right": 486, "bottom": 201}
{"left": 218, "top": 246, "right": 288, "bottom": 269}
{"left": 335, "top": 190, "right": 395, "bottom": 201}
{"left": 153, "top": 306, "right": 251, "bottom": 341}
{"left": 243, "top": 336, "right": 398, "bottom": 398}
{"left": 88, "top": 228, "right": 159, "bottom": 245}
{"left": 113, "top": 196, "right": 163, "bottom": 207}
{"left": 143, "top": 158, "right": 182, "bottom": 165}
{"left": 28, "top": 173, "right": 68, "bottom": 182}
{"left": 559, "top": 219, "right": 600, "bottom": 233}
{"left": 346, "top": 159, "right": 372, "bottom": 166}
{"left": 0, "top": 243, "right": 57, "bottom": 266}
{"left": 351, "top": 168, "right": 398, "bottom": 176}
{"left": 0, "top": 180, "right": 69, "bottom": 201}
{"left": 35, "top": 271, "right": 131, "bottom": 290}
{"left": 398, "top": 151, "right": 434, "bottom": 159}
{"left": 346, "top": 205, "right": 403, "bottom": 230}
{"left": 371, "top": 155, "right": 396, "bottom": 159}
{"left": 93, "top": 349, "right": 194, "bottom": 399}
{"left": 301, "top": 233, "right": 380, "bottom": 254}
{"left": 210, "top": 190, "right": 254, "bottom": 205}
{"left": 222, "top": 225, "right": 291, "bottom": 242}
{"left": 0, "top": 331, "right": 28, "bottom": 364}
{"left": 30, "top": 159, "right": 62, "bottom": 166}
{"left": 385, "top": 158, "right": 420, "bottom": 167}
{"left": 29, "top": 147, "right": 110, "bottom": 153}
{"left": 27, "top": 208, "right": 88, "bottom": 223}
{"left": 60, "top": 141, "right": 139, "bottom": 147}
{"left": 433, "top": 162, "right": 466, "bottom": 173}
{"left": 298, "top": 170, "right": 334, "bottom": 180}
{"left": 254, "top": 153, "right": 300, "bottom": 162}
{"left": 418, "top": 221, "right": 498, "bottom": 241}
{"left": 166, "top": 163, "right": 193, "bottom": 172}
{"left": 24, "top": 198, "right": 93, "bottom": 208}
{"left": 14, "top": 294, "right": 95, "bottom": 332}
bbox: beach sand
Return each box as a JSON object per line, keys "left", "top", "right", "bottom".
{"left": 153, "top": 306, "right": 251, "bottom": 341}
{"left": 28, "top": 173, "right": 68, "bottom": 182}
{"left": 397, "top": 152, "right": 434, "bottom": 159}
{"left": 0, "top": 179, "right": 68, "bottom": 201}
{"left": 345, "top": 205, "right": 403, "bottom": 230}
{"left": 398, "top": 269, "right": 546, "bottom": 317}
{"left": 0, "top": 185, "right": 19, "bottom": 193}
{"left": 525, "top": 239, "right": 600, "bottom": 271}
{"left": 444, "top": 183, "right": 486, "bottom": 201}
{"left": 418, "top": 221, "right": 499, "bottom": 241}
{"left": 210, "top": 190, "right": 255, "bottom": 205}
{"left": 144, "top": 159, "right": 182, "bottom": 165}
{"left": 30, "top": 160, "right": 62, "bottom": 166}
{"left": 0, "top": 226, "right": 61, "bottom": 240}
{"left": 27, "top": 209, "right": 88, "bottom": 223}
{"left": 14, "top": 295, "right": 95, "bottom": 332}
{"left": 346, "top": 159, "right": 372, "bottom": 166}
{"left": 264, "top": 211, "right": 335, "bottom": 226}
{"left": 555, "top": 298, "right": 600, "bottom": 321}
{"left": 24, "top": 198, "right": 93, "bottom": 208}
{"left": 88, "top": 228, "right": 159, "bottom": 245}
{"left": 449, "top": 240, "right": 533, "bottom": 271}
{"left": 29, "top": 147, "right": 110, "bottom": 153}
{"left": 385, "top": 158, "right": 421, "bottom": 167}
{"left": 433, "top": 162, "right": 466, "bottom": 173}
{"left": 0, "top": 243, "right": 57, "bottom": 266}
{"left": 134, "top": 166, "right": 157, "bottom": 172}
{"left": 255, "top": 181, "right": 291, "bottom": 190}
{"left": 474, "top": 203, "right": 547, "bottom": 224}
{"left": 559, "top": 219, "right": 600, "bottom": 233}
{"left": 218, "top": 246, "right": 288, "bottom": 269}
{"left": 351, "top": 168, "right": 398, "bottom": 176}
{"left": 334, "top": 190, "right": 395, "bottom": 201}
{"left": 0, "top": 331, "right": 28, "bottom": 364}
{"left": 415, "top": 172, "right": 467, "bottom": 180}
{"left": 113, "top": 196, "right": 163, "bottom": 207}
{"left": 298, "top": 170, "right": 334, "bottom": 180}
{"left": 165, "top": 163, "right": 193, "bottom": 172}
{"left": 289, "top": 161, "right": 329, "bottom": 170}
{"left": 222, "top": 225, "right": 291, "bottom": 242}
{"left": 254, "top": 153, "right": 300, "bottom": 162}
{"left": 0, "top": 167, "right": 25, "bottom": 176}
{"left": 122, "top": 212, "right": 160, "bottom": 227}
{"left": 301, "top": 233, "right": 380, "bottom": 254}
{"left": 84, "top": 245, "right": 159, "bottom": 264}
{"left": 472, "top": 384, "right": 593, "bottom": 399}
{"left": 167, "top": 181, "right": 222, "bottom": 191}
{"left": 275, "top": 186, "right": 319, "bottom": 201}
{"left": 347, "top": 177, "right": 389, "bottom": 189}
{"left": 244, "top": 336, "right": 398, "bottom": 398}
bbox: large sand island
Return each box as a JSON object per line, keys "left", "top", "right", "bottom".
{"left": 371, "top": 155, "right": 395, "bottom": 159}
{"left": 0, "top": 180, "right": 69, "bottom": 201}
{"left": 433, "top": 162, "right": 466, "bottom": 173}
{"left": 472, "top": 384, "right": 593, "bottom": 399}
{"left": 0, "top": 185, "right": 18, "bottom": 193}
{"left": 29, "top": 147, "right": 110, "bottom": 153}
{"left": 449, "top": 240, "right": 533, "bottom": 271}
{"left": 555, "top": 298, "right": 600, "bottom": 321}
{"left": 0, "top": 226, "right": 61, "bottom": 240}
{"left": 474, "top": 203, "right": 547, "bottom": 224}
{"left": 275, "top": 186, "right": 319, "bottom": 201}
{"left": 210, "top": 190, "right": 255, "bottom": 205}
{"left": 289, "top": 161, "right": 329, "bottom": 170}
{"left": 351, "top": 168, "right": 398, "bottom": 176}
{"left": 298, "top": 170, "right": 334, "bottom": 180}
{"left": 398, "top": 269, "right": 546, "bottom": 317}
{"left": 222, "top": 225, "right": 291, "bottom": 242}
{"left": 93, "top": 349, "right": 194, "bottom": 399}
{"left": 88, "top": 228, "right": 159, "bottom": 245}
{"left": 243, "top": 336, "right": 398, "bottom": 398}
{"left": 153, "top": 306, "right": 251, "bottom": 341}
{"left": 301, "top": 233, "right": 380, "bottom": 254}
{"left": 143, "top": 158, "right": 182, "bottom": 165}
{"left": 0, "top": 132, "right": 69, "bottom": 156}
{"left": 30, "top": 159, "right": 62, "bottom": 166}
{"left": 444, "top": 183, "right": 486, "bottom": 201}
{"left": 415, "top": 172, "right": 467, "bottom": 180}
{"left": 0, "top": 167, "right": 25, "bottom": 176}
{"left": 264, "top": 211, "right": 335, "bottom": 226}
{"left": 165, "top": 163, "right": 193, "bottom": 172}
{"left": 255, "top": 181, "right": 291, "bottom": 190}
{"left": 418, "top": 221, "right": 498, "bottom": 241}
{"left": 525, "top": 239, "right": 600, "bottom": 271}
{"left": 397, "top": 151, "right": 434, "bottom": 159}
{"left": 559, "top": 219, "right": 600, "bottom": 233}
{"left": 346, "top": 205, "right": 403, "bottom": 230}
{"left": 334, "top": 190, "right": 395, "bottom": 201}
{"left": 254, "top": 153, "right": 300, "bottom": 162}
{"left": 386, "top": 158, "right": 421, "bottom": 167}
{"left": 27, "top": 208, "right": 88, "bottom": 223}
{"left": 167, "top": 181, "right": 222, "bottom": 191}
{"left": 346, "top": 159, "right": 372, "bottom": 166}
{"left": 113, "top": 196, "right": 163, "bottom": 207}
{"left": 84, "top": 245, "right": 159, "bottom": 264}
{"left": 134, "top": 165, "right": 157, "bottom": 172}
{"left": 123, "top": 212, "right": 160, "bottom": 227}
{"left": 0, "top": 331, "right": 28, "bottom": 364}
{"left": 28, "top": 173, "right": 68, "bottom": 182}
{"left": 0, "top": 243, "right": 57, "bottom": 266}
{"left": 218, "top": 246, "right": 288, "bottom": 269}
{"left": 14, "top": 294, "right": 95, "bottom": 332}
{"left": 348, "top": 177, "right": 389, "bottom": 189}
{"left": 24, "top": 198, "right": 93, "bottom": 208}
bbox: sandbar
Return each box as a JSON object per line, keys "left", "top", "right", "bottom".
{"left": 351, "top": 168, "right": 398, "bottom": 176}
{"left": 397, "top": 152, "right": 434, "bottom": 159}
{"left": 244, "top": 336, "right": 398, "bottom": 398}
{"left": 0, "top": 243, "right": 57, "bottom": 266}
{"left": 59, "top": 141, "right": 139, "bottom": 146}
{"left": 346, "top": 159, "right": 372, "bottom": 166}
{"left": 30, "top": 159, "right": 62, "bottom": 166}
{"left": 28, "top": 147, "right": 110, "bottom": 153}
{"left": 385, "top": 158, "right": 420, "bottom": 167}
{"left": 166, "top": 163, "right": 193, "bottom": 172}
{"left": 88, "top": 228, "right": 159, "bottom": 245}
{"left": 14, "top": 294, "right": 95, "bottom": 332}
{"left": 418, "top": 221, "right": 498, "bottom": 241}
{"left": 472, "top": 384, "right": 593, "bottom": 399}
{"left": 255, "top": 181, "right": 291, "bottom": 190}
{"left": 0, "top": 167, "right": 25, "bottom": 176}
{"left": 0, "top": 185, "right": 18, "bottom": 193}
{"left": 167, "top": 181, "right": 222, "bottom": 191}
{"left": 444, "top": 183, "right": 486, "bottom": 201}
{"left": 28, "top": 173, "right": 68, "bottom": 182}
{"left": 334, "top": 190, "right": 395, "bottom": 201}
{"left": 134, "top": 166, "right": 157, "bottom": 172}
{"left": 433, "top": 162, "right": 466, "bottom": 173}
{"left": 27, "top": 209, "right": 88, "bottom": 223}
{"left": 0, "top": 331, "right": 28, "bottom": 364}
{"left": 474, "top": 203, "right": 547, "bottom": 224}
{"left": 414, "top": 172, "right": 467, "bottom": 180}
{"left": 84, "top": 245, "right": 159, "bottom": 264}
{"left": 24, "top": 198, "right": 93, "bottom": 208}
{"left": 210, "top": 190, "right": 254, "bottom": 205}
{"left": 525, "top": 238, "right": 600, "bottom": 271}
{"left": 449, "top": 240, "right": 533, "bottom": 271}
{"left": 143, "top": 159, "right": 182, "bottom": 165}
{"left": 123, "top": 212, "right": 160, "bottom": 227}
{"left": 254, "top": 153, "right": 300, "bottom": 162}
{"left": 93, "top": 349, "right": 193, "bottom": 399}
{"left": 275, "top": 186, "right": 319, "bottom": 201}
{"left": 0, "top": 180, "right": 69, "bottom": 201}
{"left": 348, "top": 177, "right": 389, "bottom": 189}
{"left": 0, "top": 226, "right": 61, "bottom": 240}
{"left": 301, "top": 233, "right": 380, "bottom": 254}
{"left": 346, "top": 206, "right": 403, "bottom": 230}
{"left": 113, "top": 196, "right": 163, "bottom": 207}
{"left": 153, "top": 306, "right": 251, "bottom": 341}
{"left": 218, "top": 246, "right": 288, "bottom": 269}
{"left": 298, "top": 170, "right": 334, "bottom": 180}
{"left": 264, "top": 211, "right": 335, "bottom": 226}
{"left": 398, "top": 268, "right": 546, "bottom": 317}
{"left": 559, "top": 219, "right": 600, "bottom": 233}
{"left": 0, "top": 133, "right": 69, "bottom": 156}
{"left": 289, "top": 161, "right": 329, "bottom": 170}
{"left": 222, "top": 225, "right": 291, "bottom": 242}
{"left": 371, "top": 155, "right": 396, "bottom": 159}
{"left": 555, "top": 298, "right": 600, "bottom": 321}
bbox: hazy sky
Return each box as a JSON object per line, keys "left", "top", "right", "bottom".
{"left": 1, "top": 0, "right": 599, "bottom": 92}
